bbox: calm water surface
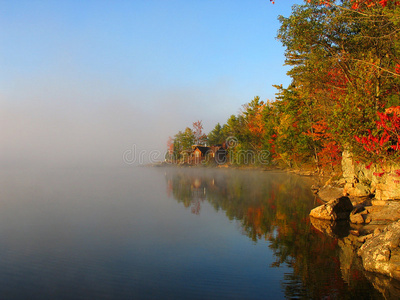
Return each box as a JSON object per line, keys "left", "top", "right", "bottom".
{"left": 0, "top": 166, "right": 389, "bottom": 299}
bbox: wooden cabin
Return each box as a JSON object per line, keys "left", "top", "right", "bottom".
{"left": 190, "top": 144, "right": 227, "bottom": 165}
{"left": 192, "top": 145, "right": 211, "bottom": 164}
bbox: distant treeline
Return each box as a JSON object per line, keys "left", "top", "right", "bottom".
{"left": 168, "top": 1, "right": 400, "bottom": 171}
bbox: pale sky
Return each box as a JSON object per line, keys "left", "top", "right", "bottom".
{"left": 1, "top": 0, "right": 301, "bottom": 167}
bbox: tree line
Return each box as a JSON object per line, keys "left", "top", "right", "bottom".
{"left": 168, "top": 0, "right": 400, "bottom": 171}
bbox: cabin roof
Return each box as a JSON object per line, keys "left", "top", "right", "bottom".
{"left": 192, "top": 145, "right": 211, "bottom": 155}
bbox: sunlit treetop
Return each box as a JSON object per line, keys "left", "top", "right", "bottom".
{"left": 306, "top": 0, "right": 399, "bottom": 9}
{"left": 270, "top": 0, "right": 399, "bottom": 9}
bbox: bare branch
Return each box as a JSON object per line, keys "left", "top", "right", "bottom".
{"left": 350, "top": 58, "right": 400, "bottom": 77}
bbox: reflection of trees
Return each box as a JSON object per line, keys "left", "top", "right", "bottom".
{"left": 164, "top": 168, "right": 383, "bottom": 299}
{"left": 166, "top": 168, "right": 316, "bottom": 241}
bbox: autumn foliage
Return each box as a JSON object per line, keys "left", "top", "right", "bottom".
{"left": 169, "top": 0, "right": 400, "bottom": 171}
{"left": 306, "top": 0, "right": 399, "bottom": 8}
{"left": 268, "top": 0, "right": 400, "bottom": 168}
{"left": 355, "top": 107, "right": 400, "bottom": 162}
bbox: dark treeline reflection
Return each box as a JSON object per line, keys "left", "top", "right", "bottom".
{"left": 164, "top": 168, "right": 383, "bottom": 299}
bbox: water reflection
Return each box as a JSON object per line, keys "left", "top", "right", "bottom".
{"left": 165, "top": 167, "right": 384, "bottom": 299}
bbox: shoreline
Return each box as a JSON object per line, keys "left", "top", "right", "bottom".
{"left": 311, "top": 183, "right": 400, "bottom": 284}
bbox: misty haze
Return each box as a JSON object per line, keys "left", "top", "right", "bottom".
{"left": 2, "top": 0, "right": 397, "bottom": 299}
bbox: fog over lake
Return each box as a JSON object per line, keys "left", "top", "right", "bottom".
{"left": 0, "top": 166, "right": 384, "bottom": 299}
{"left": 0, "top": 3, "right": 302, "bottom": 296}
{"left": 1, "top": 91, "right": 234, "bottom": 168}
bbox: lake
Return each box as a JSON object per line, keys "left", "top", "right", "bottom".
{"left": 0, "top": 166, "right": 388, "bottom": 299}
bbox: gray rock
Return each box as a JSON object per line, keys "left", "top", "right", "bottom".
{"left": 358, "top": 234, "right": 373, "bottom": 243}
{"left": 358, "top": 220, "right": 400, "bottom": 280}
{"left": 310, "top": 196, "right": 353, "bottom": 221}
{"left": 342, "top": 150, "right": 400, "bottom": 201}
{"left": 317, "top": 185, "right": 344, "bottom": 202}
{"left": 350, "top": 213, "right": 365, "bottom": 224}
{"left": 353, "top": 183, "right": 371, "bottom": 197}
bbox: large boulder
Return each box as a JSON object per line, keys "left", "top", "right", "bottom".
{"left": 310, "top": 196, "right": 353, "bottom": 221}
{"left": 358, "top": 220, "right": 400, "bottom": 280}
{"left": 317, "top": 185, "right": 345, "bottom": 202}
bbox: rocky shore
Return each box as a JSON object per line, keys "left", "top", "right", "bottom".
{"left": 308, "top": 150, "right": 400, "bottom": 287}
{"left": 310, "top": 181, "right": 400, "bottom": 294}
